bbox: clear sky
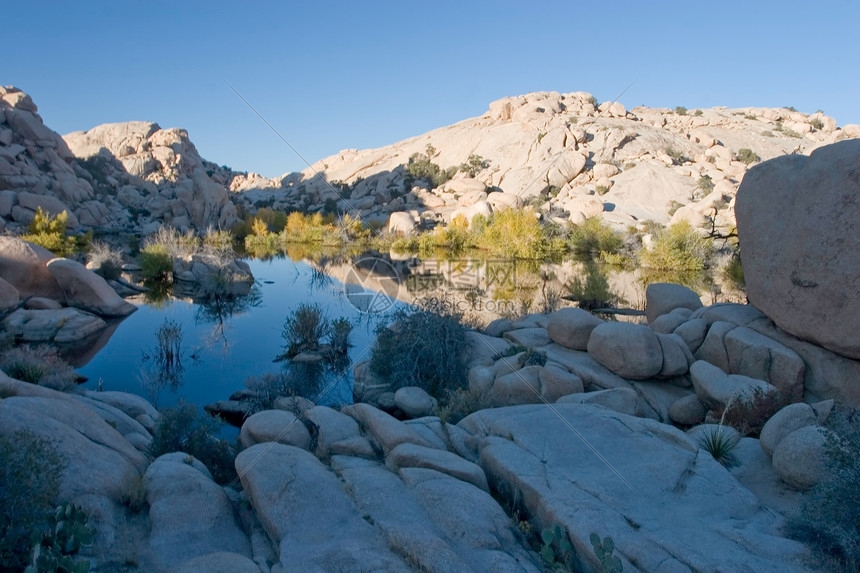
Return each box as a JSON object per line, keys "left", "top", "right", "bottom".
{"left": 5, "top": 1, "right": 859, "bottom": 178}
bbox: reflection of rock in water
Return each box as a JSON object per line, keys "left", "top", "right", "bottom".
{"left": 56, "top": 316, "right": 126, "bottom": 368}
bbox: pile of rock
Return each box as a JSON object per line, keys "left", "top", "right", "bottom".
{"left": 0, "top": 237, "right": 136, "bottom": 343}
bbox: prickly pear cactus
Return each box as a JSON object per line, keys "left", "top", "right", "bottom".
{"left": 590, "top": 533, "right": 623, "bottom": 573}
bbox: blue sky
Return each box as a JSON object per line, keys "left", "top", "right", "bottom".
{"left": 6, "top": 1, "right": 859, "bottom": 178}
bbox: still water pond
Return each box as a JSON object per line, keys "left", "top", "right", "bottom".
{"left": 79, "top": 258, "right": 405, "bottom": 409}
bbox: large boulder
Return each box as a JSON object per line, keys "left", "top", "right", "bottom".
{"left": 587, "top": 322, "right": 663, "bottom": 379}
{"left": 2, "top": 307, "right": 106, "bottom": 342}
{"left": 0, "top": 276, "right": 19, "bottom": 311}
{"left": 239, "top": 409, "right": 311, "bottom": 451}
{"left": 46, "top": 258, "right": 137, "bottom": 317}
{"left": 735, "top": 139, "right": 860, "bottom": 359}
{"left": 759, "top": 403, "right": 818, "bottom": 458}
{"left": 771, "top": 425, "right": 831, "bottom": 490}
{"left": 689, "top": 360, "right": 776, "bottom": 411}
{"left": 0, "top": 236, "right": 63, "bottom": 299}
{"left": 546, "top": 307, "right": 603, "bottom": 350}
{"left": 645, "top": 283, "right": 703, "bottom": 324}
{"left": 143, "top": 453, "right": 252, "bottom": 570}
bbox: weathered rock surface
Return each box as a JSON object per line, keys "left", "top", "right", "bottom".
{"left": 386, "top": 442, "right": 489, "bottom": 492}
{"left": 736, "top": 139, "right": 860, "bottom": 360}
{"left": 240, "top": 409, "right": 311, "bottom": 451}
{"left": 546, "top": 307, "right": 602, "bottom": 350}
{"left": 690, "top": 360, "right": 776, "bottom": 410}
{"left": 394, "top": 386, "right": 437, "bottom": 418}
{"left": 2, "top": 307, "right": 106, "bottom": 342}
{"left": 645, "top": 282, "right": 703, "bottom": 323}
{"left": 144, "top": 453, "right": 252, "bottom": 570}
{"left": 759, "top": 403, "right": 817, "bottom": 458}
{"left": 459, "top": 404, "right": 811, "bottom": 572}
{"left": 771, "top": 425, "right": 831, "bottom": 490}
{"left": 0, "top": 236, "right": 63, "bottom": 299}
{"left": 587, "top": 322, "right": 663, "bottom": 379}
{"left": 47, "top": 257, "right": 137, "bottom": 317}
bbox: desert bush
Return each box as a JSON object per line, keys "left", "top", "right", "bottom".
{"left": 328, "top": 317, "right": 353, "bottom": 357}
{"left": 736, "top": 148, "right": 760, "bottom": 165}
{"left": 21, "top": 208, "right": 81, "bottom": 256}
{"left": 282, "top": 303, "right": 329, "bottom": 358}
{"left": 202, "top": 228, "right": 234, "bottom": 253}
{"left": 713, "top": 388, "right": 793, "bottom": 437}
{"left": 787, "top": 405, "right": 860, "bottom": 569}
{"left": 435, "top": 387, "right": 492, "bottom": 424}
{"left": 457, "top": 154, "right": 490, "bottom": 177}
{"left": 697, "top": 175, "right": 715, "bottom": 196}
{"left": 595, "top": 185, "right": 610, "bottom": 196}
{"left": 674, "top": 106, "right": 688, "bottom": 115}
{"left": 138, "top": 243, "right": 173, "bottom": 282}
{"left": 810, "top": 117, "right": 825, "bottom": 130}
{"left": 639, "top": 221, "right": 714, "bottom": 271}
{"left": 144, "top": 227, "right": 198, "bottom": 259}
{"left": 0, "top": 345, "right": 78, "bottom": 390}
{"left": 478, "top": 208, "right": 563, "bottom": 259}
{"left": 149, "top": 400, "right": 237, "bottom": 485}
{"left": 370, "top": 309, "right": 468, "bottom": 397}
{"left": 0, "top": 430, "right": 64, "bottom": 571}
{"left": 723, "top": 248, "right": 745, "bottom": 290}
{"left": 569, "top": 217, "right": 623, "bottom": 257}
{"left": 667, "top": 200, "right": 684, "bottom": 217}
{"left": 406, "top": 153, "right": 450, "bottom": 188}
{"left": 87, "top": 241, "right": 124, "bottom": 281}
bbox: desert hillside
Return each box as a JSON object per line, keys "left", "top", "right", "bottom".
{"left": 2, "top": 85, "right": 858, "bottom": 236}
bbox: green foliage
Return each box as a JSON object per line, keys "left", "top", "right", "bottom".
{"left": 0, "top": 345, "right": 78, "bottom": 391}
{"left": 694, "top": 109, "right": 703, "bottom": 116}
{"left": 282, "top": 303, "right": 329, "bottom": 358}
{"left": 639, "top": 221, "right": 714, "bottom": 271}
{"left": 667, "top": 200, "right": 684, "bottom": 217}
{"left": 139, "top": 243, "right": 173, "bottom": 281}
{"left": 370, "top": 310, "right": 468, "bottom": 397}
{"left": 591, "top": 533, "right": 623, "bottom": 573}
{"left": 540, "top": 525, "right": 573, "bottom": 568}
{"left": 569, "top": 217, "right": 623, "bottom": 258}
{"left": 149, "top": 400, "right": 237, "bottom": 485}
{"left": 0, "top": 430, "right": 64, "bottom": 571}
{"left": 202, "top": 228, "right": 234, "bottom": 252}
{"left": 406, "top": 152, "right": 451, "bottom": 188}
{"left": 21, "top": 208, "right": 82, "bottom": 256}
{"left": 674, "top": 106, "right": 688, "bottom": 115}
{"left": 810, "top": 117, "right": 825, "bottom": 130}
{"left": 697, "top": 174, "right": 715, "bottom": 194}
{"left": 87, "top": 241, "right": 123, "bottom": 281}
{"left": 329, "top": 317, "right": 353, "bottom": 357}
{"left": 25, "top": 503, "right": 95, "bottom": 573}
{"left": 244, "top": 362, "right": 326, "bottom": 412}
{"left": 478, "top": 208, "right": 563, "bottom": 259}
{"left": 698, "top": 425, "right": 740, "bottom": 467}
{"left": 458, "top": 154, "right": 490, "bottom": 177}
{"left": 435, "top": 387, "right": 492, "bottom": 424}
{"left": 140, "top": 319, "right": 185, "bottom": 405}
{"left": 595, "top": 185, "right": 610, "bottom": 196}
{"left": 736, "top": 148, "right": 760, "bottom": 165}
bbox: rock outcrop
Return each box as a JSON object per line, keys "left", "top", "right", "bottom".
{"left": 736, "top": 139, "right": 860, "bottom": 360}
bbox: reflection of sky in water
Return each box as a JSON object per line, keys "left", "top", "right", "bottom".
{"left": 79, "top": 258, "right": 405, "bottom": 411}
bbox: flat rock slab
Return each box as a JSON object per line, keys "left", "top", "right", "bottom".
{"left": 502, "top": 327, "right": 551, "bottom": 348}
{"left": 2, "top": 307, "right": 106, "bottom": 342}
{"left": 47, "top": 257, "right": 137, "bottom": 317}
{"left": 459, "top": 404, "right": 811, "bottom": 573}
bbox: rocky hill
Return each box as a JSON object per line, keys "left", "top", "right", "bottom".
{"left": 250, "top": 90, "right": 859, "bottom": 232}
{"left": 0, "top": 86, "right": 239, "bottom": 234}
{"left": 1, "top": 85, "right": 859, "bottom": 237}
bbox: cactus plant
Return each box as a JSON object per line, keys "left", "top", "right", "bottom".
{"left": 590, "top": 533, "right": 623, "bottom": 573}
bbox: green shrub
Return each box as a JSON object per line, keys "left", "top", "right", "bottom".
{"left": 569, "top": 217, "right": 623, "bottom": 258}
{"left": 762, "top": 130, "right": 775, "bottom": 137}
{"left": 665, "top": 148, "right": 687, "bottom": 165}
{"left": 698, "top": 425, "right": 740, "bottom": 467}
{"left": 282, "top": 303, "right": 329, "bottom": 358}
{"left": 149, "top": 401, "right": 237, "bottom": 485}
{"left": 566, "top": 261, "right": 624, "bottom": 309}
{"left": 674, "top": 106, "right": 688, "bottom": 115}
{"left": 406, "top": 153, "right": 450, "bottom": 188}
{"left": 0, "top": 430, "right": 64, "bottom": 571}
{"left": 370, "top": 310, "right": 468, "bottom": 397}
{"left": 21, "top": 208, "right": 81, "bottom": 256}
{"left": 139, "top": 243, "right": 173, "bottom": 281}
{"left": 595, "top": 185, "right": 610, "bottom": 196}
{"left": 329, "top": 317, "right": 353, "bottom": 357}
{"left": 0, "top": 345, "right": 77, "bottom": 391}
{"left": 478, "top": 208, "right": 562, "bottom": 259}
{"left": 458, "top": 154, "right": 490, "bottom": 177}
{"left": 202, "top": 228, "right": 234, "bottom": 252}
{"left": 736, "top": 148, "right": 760, "bottom": 165}
{"left": 694, "top": 109, "right": 703, "bottom": 116}
{"left": 697, "top": 174, "right": 715, "bottom": 194}
{"left": 810, "top": 117, "right": 825, "bottom": 130}
{"left": 640, "top": 221, "right": 714, "bottom": 271}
